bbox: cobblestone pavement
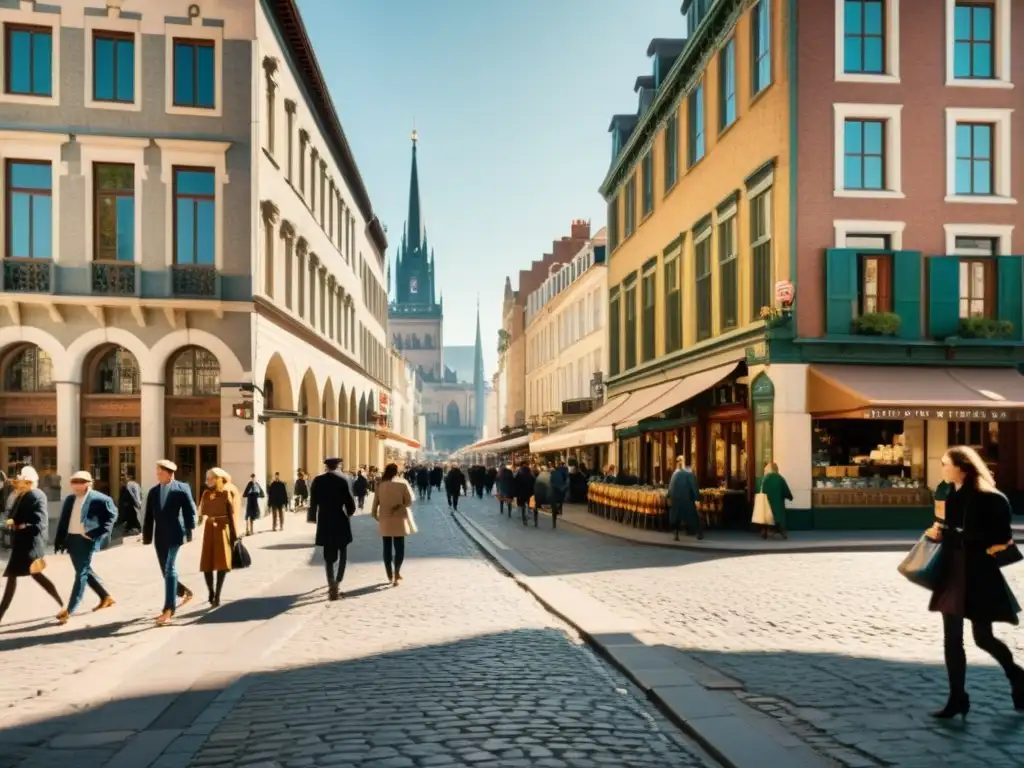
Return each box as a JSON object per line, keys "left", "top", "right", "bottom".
{"left": 459, "top": 495, "right": 1024, "bottom": 768}
{"left": 188, "top": 497, "right": 714, "bottom": 768}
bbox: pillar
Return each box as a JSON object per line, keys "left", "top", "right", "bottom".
{"left": 56, "top": 381, "right": 81, "bottom": 494}
{"left": 767, "top": 364, "right": 812, "bottom": 510}
{"left": 220, "top": 391, "right": 254, "bottom": 489}
{"left": 140, "top": 382, "right": 165, "bottom": 480}
{"left": 926, "top": 420, "right": 948, "bottom": 490}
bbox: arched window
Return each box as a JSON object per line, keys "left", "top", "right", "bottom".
{"left": 446, "top": 401, "right": 460, "bottom": 426}
{"left": 264, "top": 379, "right": 275, "bottom": 410}
{"left": 169, "top": 347, "right": 220, "bottom": 396}
{"left": 92, "top": 346, "right": 140, "bottom": 394}
{"left": 1, "top": 345, "right": 55, "bottom": 393}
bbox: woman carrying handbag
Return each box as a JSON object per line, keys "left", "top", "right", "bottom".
{"left": 752, "top": 461, "right": 792, "bottom": 540}
{"left": 198, "top": 468, "right": 238, "bottom": 607}
{"left": 925, "top": 446, "right": 1024, "bottom": 720}
{"left": 371, "top": 463, "right": 415, "bottom": 586}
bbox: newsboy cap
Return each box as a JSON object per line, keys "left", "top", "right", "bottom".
{"left": 70, "top": 470, "right": 93, "bottom": 483}
{"left": 156, "top": 459, "right": 178, "bottom": 473}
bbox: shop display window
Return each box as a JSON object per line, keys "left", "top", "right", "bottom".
{"left": 812, "top": 419, "right": 924, "bottom": 489}
{"left": 621, "top": 436, "right": 640, "bottom": 477}
{"left": 948, "top": 421, "right": 998, "bottom": 468}
{"left": 707, "top": 420, "right": 749, "bottom": 490}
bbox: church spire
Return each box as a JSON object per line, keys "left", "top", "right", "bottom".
{"left": 406, "top": 128, "right": 423, "bottom": 253}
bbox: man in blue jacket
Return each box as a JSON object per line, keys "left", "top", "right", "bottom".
{"left": 55, "top": 470, "right": 118, "bottom": 623}
{"left": 143, "top": 459, "right": 197, "bottom": 625}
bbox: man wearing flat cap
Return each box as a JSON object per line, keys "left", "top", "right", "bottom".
{"left": 308, "top": 457, "right": 356, "bottom": 600}
{"left": 53, "top": 471, "right": 118, "bottom": 623}
{"left": 143, "top": 459, "right": 198, "bottom": 625}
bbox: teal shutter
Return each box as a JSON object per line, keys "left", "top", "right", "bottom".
{"left": 892, "top": 250, "right": 922, "bottom": 339}
{"left": 825, "top": 249, "right": 858, "bottom": 335}
{"left": 997, "top": 256, "right": 1023, "bottom": 341}
{"left": 928, "top": 256, "right": 960, "bottom": 339}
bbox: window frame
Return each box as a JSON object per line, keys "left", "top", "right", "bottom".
{"left": 751, "top": 0, "right": 772, "bottom": 95}
{"left": 91, "top": 30, "right": 136, "bottom": 106}
{"left": 641, "top": 265, "right": 657, "bottom": 363}
{"left": 663, "top": 112, "right": 678, "bottom": 193}
{"left": 717, "top": 209, "right": 739, "bottom": 332}
{"left": 164, "top": 24, "right": 223, "bottom": 117}
{"left": 750, "top": 188, "right": 774, "bottom": 319}
{"left": 694, "top": 227, "right": 713, "bottom": 342}
{"left": 3, "top": 23, "right": 53, "bottom": 99}
{"left": 833, "top": 103, "right": 904, "bottom": 198}
{"left": 171, "top": 38, "right": 216, "bottom": 110}
{"left": 719, "top": 37, "right": 737, "bottom": 131}
{"left": 608, "top": 288, "right": 621, "bottom": 376}
{"left": 664, "top": 252, "right": 682, "bottom": 353}
{"left": 171, "top": 165, "right": 216, "bottom": 267}
{"left": 842, "top": 118, "right": 887, "bottom": 192}
{"left": 956, "top": 252, "right": 996, "bottom": 319}
{"left": 624, "top": 278, "right": 638, "bottom": 370}
{"left": 945, "top": 0, "right": 1011, "bottom": 88}
{"left": 624, "top": 175, "right": 636, "bottom": 238}
{"left": 852, "top": 245, "right": 894, "bottom": 315}
{"left": 945, "top": 108, "right": 1014, "bottom": 204}
{"left": 688, "top": 83, "right": 706, "bottom": 167}
{"left": 93, "top": 162, "right": 135, "bottom": 263}
{"left": 953, "top": 122, "right": 995, "bottom": 196}
{"left": 4, "top": 159, "right": 52, "bottom": 260}
{"left": 834, "top": 0, "right": 901, "bottom": 84}
{"left": 641, "top": 150, "right": 654, "bottom": 217}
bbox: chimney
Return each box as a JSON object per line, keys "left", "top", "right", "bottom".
{"left": 570, "top": 219, "right": 591, "bottom": 240}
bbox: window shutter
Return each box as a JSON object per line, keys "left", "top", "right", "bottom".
{"left": 824, "top": 249, "right": 858, "bottom": 335}
{"left": 928, "top": 256, "right": 960, "bottom": 340}
{"left": 997, "top": 256, "right": 1023, "bottom": 341}
{"left": 892, "top": 250, "right": 922, "bottom": 339}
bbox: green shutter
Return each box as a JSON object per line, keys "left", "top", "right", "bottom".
{"left": 998, "top": 256, "right": 1023, "bottom": 341}
{"left": 825, "top": 248, "right": 858, "bottom": 335}
{"left": 928, "top": 256, "right": 960, "bottom": 340}
{"left": 892, "top": 250, "right": 922, "bottom": 339}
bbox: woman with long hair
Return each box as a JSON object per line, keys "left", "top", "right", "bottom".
{"left": 197, "top": 468, "right": 238, "bottom": 607}
{"left": 371, "top": 463, "right": 415, "bottom": 586}
{"left": 927, "top": 445, "right": 1023, "bottom": 719}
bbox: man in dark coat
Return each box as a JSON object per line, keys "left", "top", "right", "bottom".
{"left": 353, "top": 470, "right": 369, "bottom": 510}
{"left": 485, "top": 466, "right": 497, "bottom": 496}
{"left": 445, "top": 464, "right": 467, "bottom": 511}
{"left": 415, "top": 465, "right": 431, "bottom": 499}
{"left": 55, "top": 470, "right": 118, "bottom": 621}
{"left": 513, "top": 464, "right": 536, "bottom": 526}
{"left": 667, "top": 457, "right": 702, "bottom": 541}
{"left": 267, "top": 472, "right": 289, "bottom": 532}
{"left": 430, "top": 465, "right": 443, "bottom": 491}
{"left": 118, "top": 474, "right": 142, "bottom": 534}
{"left": 308, "top": 458, "right": 356, "bottom": 600}
{"left": 143, "top": 459, "right": 197, "bottom": 625}
{"left": 496, "top": 463, "right": 515, "bottom": 516}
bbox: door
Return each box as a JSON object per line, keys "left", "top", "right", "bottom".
{"left": 88, "top": 446, "right": 112, "bottom": 496}
{"left": 175, "top": 445, "right": 197, "bottom": 500}
{"left": 199, "top": 445, "right": 218, "bottom": 489}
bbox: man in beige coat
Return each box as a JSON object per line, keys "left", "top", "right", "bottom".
{"left": 370, "top": 463, "right": 415, "bottom": 586}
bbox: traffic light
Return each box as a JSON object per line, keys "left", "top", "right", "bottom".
{"left": 232, "top": 402, "right": 253, "bottom": 420}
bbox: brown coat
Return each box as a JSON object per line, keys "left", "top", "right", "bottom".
{"left": 371, "top": 480, "right": 415, "bottom": 538}
{"left": 198, "top": 488, "right": 236, "bottom": 572}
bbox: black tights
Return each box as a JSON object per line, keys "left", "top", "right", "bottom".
{"left": 203, "top": 571, "right": 227, "bottom": 601}
{"left": 943, "top": 613, "right": 1020, "bottom": 696}
{"left": 0, "top": 574, "right": 63, "bottom": 621}
{"left": 383, "top": 537, "right": 405, "bottom": 579}
{"left": 324, "top": 547, "right": 347, "bottom": 586}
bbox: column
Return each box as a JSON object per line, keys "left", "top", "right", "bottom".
{"left": 140, "top": 382, "right": 165, "bottom": 479}
{"left": 220, "top": 391, "right": 255, "bottom": 488}
{"left": 56, "top": 381, "right": 81, "bottom": 496}
{"left": 768, "top": 363, "right": 812, "bottom": 509}
{"left": 926, "top": 420, "right": 948, "bottom": 490}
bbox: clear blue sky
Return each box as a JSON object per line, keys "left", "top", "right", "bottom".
{"left": 296, "top": 0, "right": 686, "bottom": 376}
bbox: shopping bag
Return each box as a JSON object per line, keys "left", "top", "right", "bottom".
{"left": 897, "top": 535, "right": 943, "bottom": 589}
{"left": 750, "top": 493, "right": 774, "bottom": 526}
{"left": 231, "top": 539, "right": 252, "bottom": 569}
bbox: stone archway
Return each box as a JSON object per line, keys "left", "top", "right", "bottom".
{"left": 347, "top": 388, "right": 359, "bottom": 466}
{"left": 297, "top": 369, "right": 321, "bottom": 476}
{"left": 338, "top": 384, "right": 350, "bottom": 467}
{"left": 321, "top": 379, "right": 337, "bottom": 460}
{"left": 262, "top": 352, "right": 295, "bottom": 485}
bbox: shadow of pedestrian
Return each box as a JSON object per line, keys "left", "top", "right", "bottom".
{"left": 0, "top": 618, "right": 150, "bottom": 651}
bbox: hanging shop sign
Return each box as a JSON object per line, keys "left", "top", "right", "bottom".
{"left": 865, "top": 407, "right": 1021, "bottom": 421}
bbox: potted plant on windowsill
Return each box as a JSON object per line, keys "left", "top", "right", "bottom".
{"left": 852, "top": 312, "right": 901, "bottom": 336}
{"left": 760, "top": 305, "right": 792, "bottom": 329}
{"left": 956, "top": 317, "right": 1013, "bottom": 340}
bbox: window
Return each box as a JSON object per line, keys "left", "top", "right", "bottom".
{"left": 664, "top": 255, "right": 681, "bottom": 353}
{"left": 842, "top": 0, "right": 886, "bottom": 74}
{"left": 5, "top": 161, "right": 52, "bottom": 259}
{"left": 310, "top": 150, "right": 319, "bottom": 212}
{"left": 641, "top": 152, "right": 653, "bottom": 217}
{"left": 94, "top": 163, "right": 134, "bottom": 262}
{"left": 624, "top": 280, "right": 637, "bottom": 369}
{"left": 93, "top": 347, "right": 140, "bottom": 395}
{"left": 946, "top": 0, "right": 1010, "bottom": 87}
{"left": 954, "top": 123, "right": 994, "bottom": 195}
{"left": 954, "top": 235, "right": 996, "bottom": 318}
{"left": 172, "top": 39, "right": 215, "bottom": 109}
{"left": 695, "top": 231, "right": 712, "bottom": 342}
{"left": 298, "top": 131, "right": 308, "bottom": 194}
{"left": 172, "top": 168, "right": 215, "bottom": 265}
{"left": 93, "top": 32, "right": 134, "bottom": 103}
{"left": 750, "top": 190, "right": 773, "bottom": 317}
{"left": 688, "top": 85, "right": 705, "bottom": 166}
{"left": 641, "top": 268, "right": 656, "bottom": 362}
{"left": 719, "top": 38, "right": 737, "bottom": 130}
{"left": 848, "top": 234, "right": 892, "bottom": 314}
{"left": 624, "top": 175, "right": 636, "bottom": 237}
{"left": 663, "top": 113, "right": 678, "bottom": 192}
{"left": 2, "top": 345, "right": 54, "bottom": 392}
{"left": 170, "top": 347, "right": 220, "bottom": 396}
{"left": 751, "top": 0, "right": 772, "bottom": 94}
{"left": 4, "top": 24, "right": 52, "bottom": 97}
{"left": 843, "top": 119, "right": 885, "bottom": 190}
{"left": 718, "top": 215, "right": 738, "bottom": 331}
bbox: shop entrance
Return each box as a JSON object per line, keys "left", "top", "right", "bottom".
{"left": 85, "top": 444, "right": 139, "bottom": 500}
{"left": 171, "top": 443, "right": 219, "bottom": 500}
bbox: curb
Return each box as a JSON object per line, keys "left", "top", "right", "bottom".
{"left": 450, "top": 509, "right": 829, "bottom": 768}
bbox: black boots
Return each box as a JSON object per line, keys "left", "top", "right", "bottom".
{"left": 931, "top": 694, "right": 970, "bottom": 720}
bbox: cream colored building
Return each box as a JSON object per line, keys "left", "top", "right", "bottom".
{"left": 524, "top": 231, "right": 608, "bottom": 428}
{"left": 382, "top": 348, "right": 423, "bottom": 464}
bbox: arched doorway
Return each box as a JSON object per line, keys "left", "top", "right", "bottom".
{"left": 337, "top": 384, "right": 349, "bottom": 467}
{"left": 346, "top": 388, "right": 358, "bottom": 466}
{"left": 322, "top": 379, "right": 337, "bottom": 460}
{"left": 446, "top": 401, "right": 460, "bottom": 426}
{"left": 81, "top": 345, "right": 141, "bottom": 500}
{"left": 357, "top": 393, "right": 367, "bottom": 468}
{"left": 263, "top": 353, "right": 294, "bottom": 485}
{"left": 297, "top": 369, "right": 320, "bottom": 475}
{"left": 165, "top": 346, "right": 221, "bottom": 499}
{"left": 365, "top": 389, "right": 377, "bottom": 469}
{"left": 0, "top": 344, "right": 57, "bottom": 487}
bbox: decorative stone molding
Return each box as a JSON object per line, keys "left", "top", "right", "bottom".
{"left": 284, "top": 99, "right": 297, "bottom": 115}
{"left": 262, "top": 55, "right": 279, "bottom": 80}
{"left": 280, "top": 219, "right": 295, "bottom": 240}
{"left": 327, "top": 275, "right": 336, "bottom": 289}
{"left": 295, "top": 237, "right": 308, "bottom": 256}
{"left": 260, "top": 199, "right": 280, "bottom": 223}
{"left": 299, "top": 128, "right": 309, "bottom": 142}
{"left": 318, "top": 265, "right": 327, "bottom": 279}
{"left": 309, "top": 252, "right": 320, "bottom": 269}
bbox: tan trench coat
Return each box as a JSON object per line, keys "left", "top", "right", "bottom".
{"left": 371, "top": 480, "right": 415, "bottom": 537}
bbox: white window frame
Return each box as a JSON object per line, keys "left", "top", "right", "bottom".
{"left": 833, "top": 103, "right": 904, "bottom": 199}
{"left": 0, "top": 4, "right": 61, "bottom": 107}
{"left": 833, "top": 220, "right": 906, "bottom": 249}
{"left": 945, "top": 0, "right": 1012, "bottom": 89}
{"left": 164, "top": 16, "right": 224, "bottom": 118}
{"left": 84, "top": 12, "right": 142, "bottom": 112}
{"left": 0, "top": 130, "right": 68, "bottom": 263}
{"left": 943, "top": 223, "right": 1013, "bottom": 255}
{"left": 78, "top": 135, "right": 149, "bottom": 265}
{"left": 834, "top": 0, "right": 901, "bottom": 84}
{"left": 156, "top": 138, "right": 231, "bottom": 269}
{"left": 944, "top": 107, "right": 1014, "bottom": 204}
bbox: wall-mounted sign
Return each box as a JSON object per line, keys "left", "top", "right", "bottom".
{"left": 866, "top": 407, "right": 1019, "bottom": 421}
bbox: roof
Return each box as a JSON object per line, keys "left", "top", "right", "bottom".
{"left": 268, "top": 0, "right": 387, "bottom": 258}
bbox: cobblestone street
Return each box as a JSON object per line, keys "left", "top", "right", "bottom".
{"left": 458, "top": 495, "right": 1024, "bottom": 768}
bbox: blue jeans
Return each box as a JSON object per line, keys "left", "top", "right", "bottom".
{"left": 156, "top": 545, "right": 184, "bottom": 612}
{"left": 67, "top": 534, "right": 108, "bottom": 615}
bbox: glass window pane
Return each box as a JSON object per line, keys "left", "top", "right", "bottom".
{"left": 973, "top": 125, "right": 991, "bottom": 157}
{"left": 196, "top": 200, "right": 215, "bottom": 265}
{"left": 97, "top": 196, "right": 116, "bottom": 258}
{"left": 116, "top": 196, "right": 134, "bottom": 260}
{"left": 973, "top": 43, "right": 992, "bottom": 77}
{"left": 844, "top": 38, "right": 862, "bottom": 72}
{"left": 844, "top": 156, "right": 862, "bottom": 188}
{"left": 176, "top": 199, "right": 195, "bottom": 264}
{"left": 974, "top": 6, "right": 992, "bottom": 41}
{"left": 954, "top": 5, "right": 971, "bottom": 38}
{"left": 176, "top": 170, "right": 214, "bottom": 195}
{"left": 8, "top": 30, "right": 31, "bottom": 93}
{"left": 863, "top": 157, "right": 883, "bottom": 188}
{"left": 953, "top": 41, "right": 972, "bottom": 78}
{"left": 32, "top": 195, "right": 52, "bottom": 258}
{"left": 971, "top": 262, "right": 985, "bottom": 297}
{"left": 94, "top": 37, "right": 114, "bottom": 100}
{"left": 955, "top": 159, "right": 973, "bottom": 193}
{"left": 32, "top": 32, "right": 52, "bottom": 96}
{"left": 973, "top": 161, "right": 992, "bottom": 194}
{"left": 116, "top": 39, "right": 134, "bottom": 100}
{"left": 196, "top": 45, "right": 215, "bottom": 107}
{"left": 844, "top": 121, "right": 862, "bottom": 152}
{"left": 845, "top": 1, "right": 862, "bottom": 33}
{"left": 9, "top": 193, "right": 30, "bottom": 257}
{"left": 959, "top": 261, "right": 968, "bottom": 295}
{"left": 173, "top": 43, "right": 194, "bottom": 105}
{"left": 10, "top": 162, "right": 51, "bottom": 189}
{"left": 863, "top": 37, "right": 884, "bottom": 72}
{"left": 863, "top": 121, "right": 883, "bottom": 152}
{"left": 864, "top": 1, "right": 883, "bottom": 34}
{"left": 955, "top": 124, "right": 972, "bottom": 157}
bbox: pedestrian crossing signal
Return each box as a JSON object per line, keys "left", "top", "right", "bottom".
{"left": 232, "top": 403, "right": 253, "bottom": 420}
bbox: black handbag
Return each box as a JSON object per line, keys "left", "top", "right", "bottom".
{"left": 990, "top": 541, "right": 1023, "bottom": 568}
{"left": 231, "top": 539, "right": 252, "bottom": 569}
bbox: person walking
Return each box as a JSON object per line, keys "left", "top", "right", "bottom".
{"left": 415, "top": 465, "right": 430, "bottom": 500}
{"left": 513, "top": 463, "right": 535, "bottom": 527}
{"left": 143, "top": 459, "right": 198, "bottom": 626}
{"left": 267, "top": 472, "right": 288, "bottom": 532}
{"left": 242, "top": 474, "right": 264, "bottom": 536}
{"left": 308, "top": 458, "right": 356, "bottom": 601}
{"left": 353, "top": 469, "right": 369, "bottom": 510}
{"left": 927, "top": 445, "right": 1024, "bottom": 720}
{"left": 198, "top": 468, "right": 237, "bottom": 607}
{"left": 667, "top": 457, "right": 701, "bottom": 541}
{"left": 445, "top": 463, "right": 467, "bottom": 512}
{"left": 293, "top": 470, "right": 309, "bottom": 510}
{"left": 485, "top": 466, "right": 497, "bottom": 497}
{"left": 371, "top": 463, "right": 415, "bottom": 586}
{"left": 496, "top": 462, "right": 515, "bottom": 516}
{"left": 430, "top": 464, "right": 443, "bottom": 493}
{"left": 118, "top": 474, "right": 142, "bottom": 535}
{"left": 54, "top": 471, "right": 118, "bottom": 623}
{"left": 0, "top": 468, "right": 63, "bottom": 625}
{"left": 550, "top": 460, "right": 568, "bottom": 525}
{"left": 755, "top": 462, "right": 793, "bottom": 539}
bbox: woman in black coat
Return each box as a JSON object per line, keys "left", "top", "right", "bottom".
{"left": 0, "top": 470, "right": 63, "bottom": 624}
{"left": 927, "top": 445, "right": 1024, "bottom": 719}
{"left": 513, "top": 464, "right": 535, "bottom": 527}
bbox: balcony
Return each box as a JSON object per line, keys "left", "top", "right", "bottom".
{"left": 91, "top": 261, "right": 138, "bottom": 296}
{"left": 2, "top": 258, "right": 53, "bottom": 293}
{"left": 172, "top": 264, "right": 218, "bottom": 298}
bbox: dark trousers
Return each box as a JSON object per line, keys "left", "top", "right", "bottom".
{"left": 943, "top": 612, "right": 1019, "bottom": 695}
{"left": 520, "top": 504, "right": 536, "bottom": 526}
{"left": 156, "top": 545, "right": 190, "bottom": 613}
{"left": 418, "top": 485, "right": 430, "bottom": 500}
{"left": 323, "top": 545, "right": 348, "bottom": 586}
{"left": 0, "top": 573, "right": 62, "bottom": 621}
{"left": 357, "top": 495, "right": 366, "bottom": 510}
{"left": 271, "top": 506, "right": 285, "bottom": 529}
{"left": 382, "top": 536, "right": 405, "bottom": 579}
{"left": 67, "top": 534, "right": 109, "bottom": 614}
{"left": 447, "top": 491, "right": 459, "bottom": 511}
